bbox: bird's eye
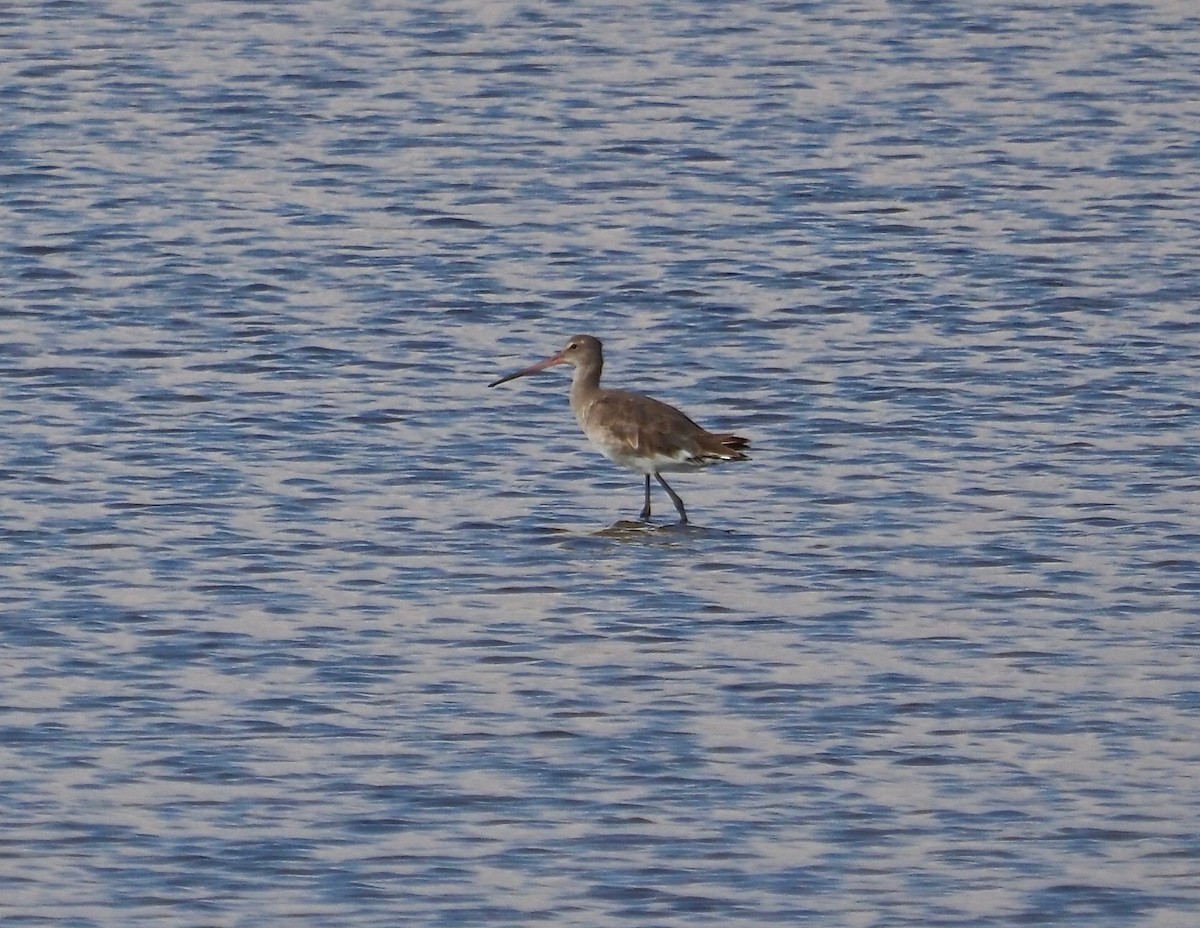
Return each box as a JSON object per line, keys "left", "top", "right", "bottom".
{"left": 566, "top": 343, "right": 577, "bottom": 351}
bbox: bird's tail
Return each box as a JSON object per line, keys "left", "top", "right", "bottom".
{"left": 705, "top": 433, "right": 750, "bottom": 461}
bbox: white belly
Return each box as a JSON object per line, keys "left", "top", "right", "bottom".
{"left": 586, "top": 431, "right": 697, "bottom": 475}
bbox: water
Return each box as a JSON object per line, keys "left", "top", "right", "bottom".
{"left": 3, "top": 1, "right": 1198, "bottom": 925}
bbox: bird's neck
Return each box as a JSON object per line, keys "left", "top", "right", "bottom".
{"left": 569, "top": 359, "right": 602, "bottom": 411}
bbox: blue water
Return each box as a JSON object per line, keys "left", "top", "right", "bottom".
{"left": 3, "top": 1, "right": 1199, "bottom": 925}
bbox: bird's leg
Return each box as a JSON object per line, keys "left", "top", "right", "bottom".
{"left": 655, "top": 472, "right": 688, "bottom": 524}
{"left": 639, "top": 474, "right": 652, "bottom": 521}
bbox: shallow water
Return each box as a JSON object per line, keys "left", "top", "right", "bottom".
{"left": 3, "top": 1, "right": 1199, "bottom": 925}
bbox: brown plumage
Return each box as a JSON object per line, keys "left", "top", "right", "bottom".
{"left": 488, "top": 335, "right": 750, "bottom": 523}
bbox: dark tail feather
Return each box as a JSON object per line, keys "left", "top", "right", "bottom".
{"left": 711, "top": 433, "right": 750, "bottom": 461}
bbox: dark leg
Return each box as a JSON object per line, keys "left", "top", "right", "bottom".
{"left": 655, "top": 472, "right": 688, "bottom": 524}
{"left": 639, "top": 474, "right": 652, "bottom": 521}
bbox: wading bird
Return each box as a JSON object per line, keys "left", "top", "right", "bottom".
{"left": 488, "top": 335, "right": 749, "bottom": 523}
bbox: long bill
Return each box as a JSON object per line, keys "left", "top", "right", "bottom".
{"left": 487, "top": 351, "right": 567, "bottom": 388}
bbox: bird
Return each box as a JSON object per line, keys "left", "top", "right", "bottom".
{"left": 488, "top": 334, "right": 749, "bottom": 523}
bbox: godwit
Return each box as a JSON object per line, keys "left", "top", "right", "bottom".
{"left": 488, "top": 335, "right": 749, "bottom": 523}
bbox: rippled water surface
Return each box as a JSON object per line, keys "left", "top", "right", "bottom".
{"left": 3, "top": 1, "right": 1199, "bottom": 925}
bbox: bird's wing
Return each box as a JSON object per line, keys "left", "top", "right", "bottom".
{"left": 584, "top": 391, "right": 703, "bottom": 454}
